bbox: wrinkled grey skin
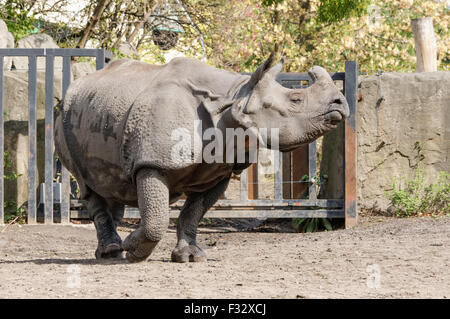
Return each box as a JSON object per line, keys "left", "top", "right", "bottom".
{"left": 55, "top": 54, "right": 349, "bottom": 262}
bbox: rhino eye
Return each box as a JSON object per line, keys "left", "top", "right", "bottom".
{"left": 290, "top": 92, "right": 303, "bottom": 104}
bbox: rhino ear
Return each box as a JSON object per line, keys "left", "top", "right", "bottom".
{"left": 248, "top": 52, "right": 275, "bottom": 88}
{"left": 248, "top": 54, "right": 285, "bottom": 88}
{"left": 265, "top": 56, "right": 285, "bottom": 78}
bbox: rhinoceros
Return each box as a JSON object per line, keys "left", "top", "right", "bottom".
{"left": 54, "top": 54, "right": 349, "bottom": 262}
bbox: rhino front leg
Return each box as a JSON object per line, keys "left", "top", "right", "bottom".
{"left": 123, "top": 168, "right": 169, "bottom": 263}
{"left": 172, "top": 177, "right": 230, "bottom": 263}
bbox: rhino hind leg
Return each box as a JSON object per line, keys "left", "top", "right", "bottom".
{"left": 171, "top": 177, "right": 230, "bottom": 263}
{"left": 86, "top": 189, "right": 124, "bottom": 259}
{"left": 122, "top": 168, "right": 169, "bottom": 263}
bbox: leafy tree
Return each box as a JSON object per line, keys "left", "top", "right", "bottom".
{"left": 1, "top": 0, "right": 448, "bottom": 72}
{"left": 170, "top": 0, "right": 448, "bottom": 73}
{"left": 0, "top": 0, "right": 37, "bottom": 42}
{"left": 317, "top": 0, "right": 370, "bottom": 23}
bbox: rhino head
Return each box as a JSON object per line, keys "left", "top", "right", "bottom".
{"left": 231, "top": 54, "right": 350, "bottom": 152}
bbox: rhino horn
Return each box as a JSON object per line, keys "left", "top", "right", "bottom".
{"left": 308, "top": 66, "right": 333, "bottom": 83}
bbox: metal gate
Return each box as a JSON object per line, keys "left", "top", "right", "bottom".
{"left": 0, "top": 48, "right": 106, "bottom": 225}
{"left": 0, "top": 49, "right": 357, "bottom": 228}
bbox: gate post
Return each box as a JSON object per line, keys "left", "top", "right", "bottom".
{"left": 0, "top": 56, "right": 3, "bottom": 225}
{"left": 60, "top": 55, "right": 72, "bottom": 224}
{"left": 44, "top": 53, "right": 55, "bottom": 224}
{"left": 28, "top": 55, "right": 38, "bottom": 224}
{"left": 344, "top": 61, "right": 358, "bottom": 228}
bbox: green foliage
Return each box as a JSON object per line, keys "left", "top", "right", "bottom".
{"left": 300, "top": 173, "right": 323, "bottom": 187}
{"left": 317, "top": 0, "right": 370, "bottom": 23}
{"left": 3, "top": 151, "right": 22, "bottom": 181}
{"left": 3, "top": 200, "right": 27, "bottom": 223}
{"left": 261, "top": 0, "right": 285, "bottom": 6}
{"left": 3, "top": 0, "right": 447, "bottom": 73}
{"left": 292, "top": 217, "right": 333, "bottom": 233}
{"left": 175, "top": 0, "right": 449, "bottom": 73}
{"left": 110, "top": 48, "right": 141, "bottom": 60}
{"left": 3, "top": 151, "right": 26, "bottom": 223}
{"left": 388, "top": 170, "right": 450, "bottom": 217}
{"left": 0, "top": 0, "right": 37, "bottom": 42}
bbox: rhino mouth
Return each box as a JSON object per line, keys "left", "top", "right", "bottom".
{"left": 324, "top": 110, "right": 345, "bottom": 126}
{"left": 279, "top": 143, "right": 304, "bottom": 152}
{"left": 272, "top": 109, "right": 348, "bottom": 152}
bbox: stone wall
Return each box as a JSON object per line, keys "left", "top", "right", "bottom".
{"left": 1, "top": 20, "right": 97, "bottom": 210}
{"left": 0, "top": 19, "right": 14, "bottom": 70}
{"left": 3, "top": 63, "right": 96, "bottom": 210}
{"left": 3, "top": 71, "right": 63, "bottom": 209}
{"left": 356, "top": 71, "right": 449, "bottom": 212}
{"left": 319, "top": 71, "right": 449, "bottom": 213}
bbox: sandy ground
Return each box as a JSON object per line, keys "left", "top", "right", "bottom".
{"left": 0, "top": 216, "right": 449, "bottom": 299}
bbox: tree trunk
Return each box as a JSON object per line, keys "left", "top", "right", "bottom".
{"left": 126, "top": 1, "right": 160, "bottom": 44}
{"left": 411, "top": 17, "right": 437, "bottom": 72}
{"left": 77, "top": 0, "right": 110, "bottom": 48}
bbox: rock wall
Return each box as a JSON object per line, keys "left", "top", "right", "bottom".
{"left": 356, "top": 71, "right": 449, "bottom": 212}
{"left": 0, "top": 19, "right": 14, "bottom": 70}
{"left": 0, "top": 21, "right": 97, "bottom": 210}
{"left": 14, "top": 33, "right": 63, "bottom": 71}
{"left": 3, "top": 71, "right": 63, "bottom": 209}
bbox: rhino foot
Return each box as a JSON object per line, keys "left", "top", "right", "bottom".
{"left": 122, "top": 230, "right": 159, "bottom": 263}
{"left": 124, "top": 242, "right": 158, "bottom": 263}
{"left": 171, "top": 244, "right": 206, "bottom": 263}
{"left": 95, "top": 243, "right": 123, "bottom": 259}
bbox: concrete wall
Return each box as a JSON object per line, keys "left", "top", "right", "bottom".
{"left": 318, "top": 71, "right": 449, "bottom": 213}
{"left": 3, "top": 62, "right": 95, "bottom": 210}
{"left": 356, "top": 71, "right": 449, "bottom": 212}
{"left": 3, "top": 71, "right": 62, "bottom": 209}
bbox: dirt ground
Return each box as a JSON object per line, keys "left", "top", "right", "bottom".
{"left": 0, "top": 216, "right": 449, "bottom": 299}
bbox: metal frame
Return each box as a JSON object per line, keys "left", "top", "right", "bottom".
{"left": 0, "top": 48, "right": 106, "bottom": 225}
{"left": 0, "top": 48, "right": 357, "bottom": 227}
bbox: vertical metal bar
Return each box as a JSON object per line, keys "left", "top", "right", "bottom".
{"left": 282, "top": 152, "right": 291, "bottom": 199}
{"left": 28, "top": 55, "right": 38, "bottom": 224}
{"left": 0, "top": 56, "right": 4, "bottom": 225}
{"left": 44, "top": 54, "right": 55, "bottom": 224}
{"left": 240, "top": 169, "right": 248, "bottom": 200}
{"left": 291, "top": 146, "right": 308, "bottom": 198}
{"left": 60, "top": 55, "right": 71, "bottom": 224}
{"left": 344, "top": 61, "right": 358, "bottom": 228}
{"left": 308, "top": 141, "right": 317, "bottom": 200}
{"left": 247, "top": 163, "right": 258, "bottom": 199}
{"left": 292, "top": 79, "right": 310, "bottom": 200}
{"left": 274, "top": 151, "right": 282, "bottom": 199}
{"left": 96, "top": 49, "right": 105, "bottom": 70}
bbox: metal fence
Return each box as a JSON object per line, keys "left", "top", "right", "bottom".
{"left": 0, "top": 48, "right": 357, "bottom": 228}
{"left": 0, "top": 48, "right": 106, "bottom": 225}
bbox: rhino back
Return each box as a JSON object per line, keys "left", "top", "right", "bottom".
{"left": 57, "top": 59, "right": 161, "bottom": 201}
{"left": 121, "top": 57, "right": 243, "bottom": 182}
{"left": 57, "top": 57, "right": 241, "bottom": 202}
